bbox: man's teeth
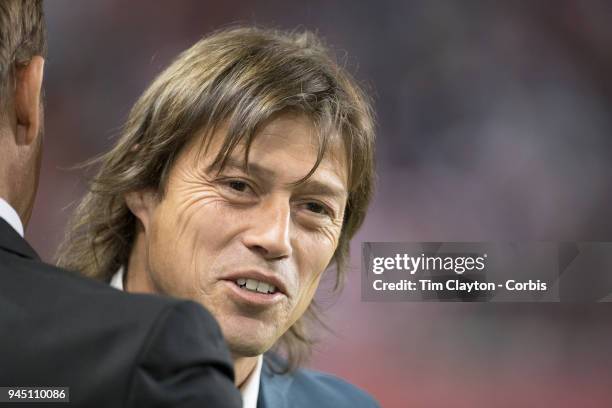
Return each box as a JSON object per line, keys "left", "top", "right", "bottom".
{"left": 235, "top": 278, "right": 276, "bottom": 294}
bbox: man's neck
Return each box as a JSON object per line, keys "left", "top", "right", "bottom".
{"left": 0, "top": 138, "right": 27, "bottom": 225}
{"left": 0, "top": 196, "right": 25, "bottom": 237}
{"left": 234, "top": 354, "right": 259, "bottom": 387}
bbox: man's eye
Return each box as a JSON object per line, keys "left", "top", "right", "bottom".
{"left": 222, "top": 180, "right": 251, "bottom": 193}
{"left": 305, "top": 202, "right": 330, "bottom": 216}
{"left": 227, "top": 180, "right": 249, "bottom": 192}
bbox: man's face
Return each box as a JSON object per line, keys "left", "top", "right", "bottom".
{"left": 136, "top": 113, "right": 348, "bottom": 356}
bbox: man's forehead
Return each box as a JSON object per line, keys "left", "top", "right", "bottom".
{"left": 192, "top": 114, "right": 349, "bottom": 192}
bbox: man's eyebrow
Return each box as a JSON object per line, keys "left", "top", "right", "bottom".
{"left": 296, "top": 178, "right": 348, "bottom": 200}
{"left": 206, "top": 157, "right": 275, "bottom": 178}
{"left": 208, "top": 156, "right": 347, "bottom": 198}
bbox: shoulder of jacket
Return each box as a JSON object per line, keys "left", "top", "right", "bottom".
{"left": 293, "top": 368, "right": 379, "bottom": 407}
{"left": 2, "top": 253, "right": 185, "bottom": 319}
{"left": 261, "top": 358, "right": 379, "bottom": 408}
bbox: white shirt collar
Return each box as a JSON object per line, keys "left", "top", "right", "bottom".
{"left": 109, "top": 268, "right": 262, "bottom": 408}
{"left": 240, "top": 352, "right": 263, "bottom": 408}
{"left": 0, "top": 197, "right": 24, "bottom": 238}
{"left": 109, "top": 267, "right": 125, "bottom": 290}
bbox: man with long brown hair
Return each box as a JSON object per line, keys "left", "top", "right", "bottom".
{"left": 0, "top": 2, "right": 241, "bottom": 406}
{"left": 59, "top": 27, "right": 379, "bottom": 407}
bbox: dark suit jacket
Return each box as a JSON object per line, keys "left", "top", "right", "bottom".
{"left": 258, "top": 355, "right": 380, "bottom": 408}
{"left": 0, "top": 219, "right": 242, "bottom": 408}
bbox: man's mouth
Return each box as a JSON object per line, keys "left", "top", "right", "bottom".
{"left": 222, "top": 270, "right": 288, "bottom": 305}
{"left": 234, "top": 278, "right": 277, "bottom": 295}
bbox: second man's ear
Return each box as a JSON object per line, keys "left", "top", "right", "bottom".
{"left": 14, "top": 56, "right": 44, "bottom": 146}
{"left": 125, "top": 190, "right": 157, "bottom": 232}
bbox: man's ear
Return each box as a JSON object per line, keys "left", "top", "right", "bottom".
{"left": 125, "top": 190, "right": 157, "bottom": 232}
{"left": 14, "top": 56, "right": 44, "bottom": 146}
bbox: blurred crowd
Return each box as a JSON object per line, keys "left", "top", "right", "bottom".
{"left": 33, "top": 1, "right": 612, "bottom": 406}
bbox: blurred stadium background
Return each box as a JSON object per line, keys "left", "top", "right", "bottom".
{"left": 34, "top": 1, "right": 612, "bottom": 406}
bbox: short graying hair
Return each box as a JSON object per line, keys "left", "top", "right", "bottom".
{"left": 0, "top": 0, "right": 46, "bottom": 105}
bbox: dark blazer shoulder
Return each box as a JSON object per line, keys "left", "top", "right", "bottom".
{"left": 0, "top": 229, "right": 241, "bottom": 407}
{"left": 0, "top": 249, "right": 176, "bottom": 320}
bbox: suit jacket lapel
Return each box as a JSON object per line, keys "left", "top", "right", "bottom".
{"left": 257, "top": 356, "right": 294, "bottom": 408}
{"left": 0, "top": 218, "right": 39, "bottom": 260}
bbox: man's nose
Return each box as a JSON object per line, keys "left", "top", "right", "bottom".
{"left": 242, "top": 198, "right": 293, "bottom": 260}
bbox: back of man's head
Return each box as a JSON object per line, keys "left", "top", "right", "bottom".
{"left": 0, "top": 0, "right": 46, "bottom": 227}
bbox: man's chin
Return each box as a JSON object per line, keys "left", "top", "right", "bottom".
{"left": 220, "top": 318, "right": 280, "bottom": 357}
{"left": 227, "top": 339, "right": 270, "bottom": 357}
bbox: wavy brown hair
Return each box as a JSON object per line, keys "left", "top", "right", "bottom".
{"left": 56, "top": 26, "right": 375, "bottom": 370}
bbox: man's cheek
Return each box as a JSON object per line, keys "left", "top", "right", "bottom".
{"left": 169, "top": 187, "right": 227, "bottom": 228}
{"left": 301, "top": 252, "right": 331, "bottom": 287}
{"left": 290, "top": 285, "right": 319, "bottom": 328}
